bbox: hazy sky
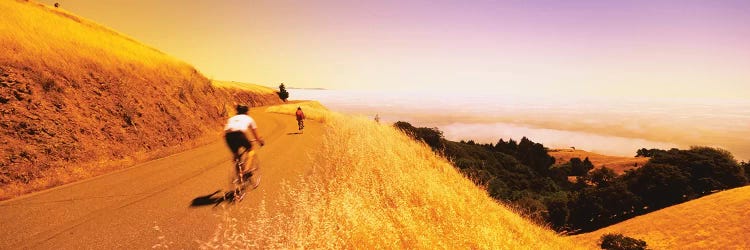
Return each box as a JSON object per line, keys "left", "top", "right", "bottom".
{"left": 39, "top": 0, "right": 750, "bottom": 98}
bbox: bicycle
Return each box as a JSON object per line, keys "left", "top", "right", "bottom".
{"left": 298, "top": 119, "right": 304, "bottom": 133}
{"left": 230, "top": 140, "right": 261, "bottom": 202}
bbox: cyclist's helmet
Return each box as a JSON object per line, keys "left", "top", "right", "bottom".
{"left": 297, "top": 106, "right": 302, "bottom": 110}
{"left": 236, "top": 104, "right": 249, "bottom": 114}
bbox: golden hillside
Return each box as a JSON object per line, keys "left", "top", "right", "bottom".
{"left": 549, "top": 149, "right": 649, "bottom": 174}
{"left": 266, "top": 100, "right": 330, "bottom": 122}
{"left": 0, "top": 0, "right": 281, "bottom": 199}
{"left": 202, "top": 106, "right": 582, "bottom": 249}
{"left": 572, "top": 186, "right": 750, "bottom": 249}
{"left": 212, "top": 80, "right": 275, "bottom": 94}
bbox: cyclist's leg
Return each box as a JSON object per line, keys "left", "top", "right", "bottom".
{"left": 225, "top": 132, "right": 243, "bottom": 177}
{"left": 227, "top": 131, "right": 259, "bottom": 192}
{"left": 225, "top": 132, "right": 246, "bottom": 200}
{"left": 245, "top": 150, "right": 258, "bottom": 172}
{"left": 237, "top": 135, "right": 253, "bottom": 175}
{"left": 246, "top": 150, "right": 261, "bottom": 189}
{"left": 226, "top": 131, "right": 253, "bottom": 180}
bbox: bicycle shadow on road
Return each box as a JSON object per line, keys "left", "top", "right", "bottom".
{"left": 190, "top": 190, "right": 231, "bottom": 208}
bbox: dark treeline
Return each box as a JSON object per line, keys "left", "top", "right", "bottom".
{"left": 394, "top": 121, "right": 749, "bottom": 233}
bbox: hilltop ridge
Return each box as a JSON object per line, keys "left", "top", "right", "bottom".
{"left": 572, "top": 185, "right": 750, "bottom": 249}
{"left": 0, "top": 0, "right": 281, "bottom": 199}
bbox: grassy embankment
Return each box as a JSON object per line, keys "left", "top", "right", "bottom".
{"left": 573, "top": 185, "right": 750, "bottom": 249}
{"left": 200, "top": 102, "right": 581, "bottom": 249}
{"left": 0, "top": 0, "right": 280, "bottom": 200}
{"left": 265, "top": 101, "right": 331, "bottom": 122}
{"left": 211, "top": 80, "right": 275, "bottom": 94}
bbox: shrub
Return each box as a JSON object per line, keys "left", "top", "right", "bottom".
{"left": 41, "top": 78, "right": 62, "bottom": 92}
{"left": 600, "top": 233, "right": 648, "bottom": 250}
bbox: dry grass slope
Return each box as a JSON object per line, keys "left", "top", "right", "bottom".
{"left": 265, "top": 101, "right": 330, "bottom": 122}
{"left": 0, "top": 0, "right": 280, "bottom": 200}
{"left": 572, "top": 186, "right": 750, "bottom": 249}
{"left": 202, "top": 106, "right": 582, "bottom": 249}
{"left": 211, "top": 80, "right": 275, "bottom": 94}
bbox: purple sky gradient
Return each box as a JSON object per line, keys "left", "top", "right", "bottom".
{"left": 36, "top": 0, "right": 750, "bottom": 98}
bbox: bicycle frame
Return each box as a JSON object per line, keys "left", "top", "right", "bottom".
{"left": 231, "top": 140, "right": 260, "bottom": 201}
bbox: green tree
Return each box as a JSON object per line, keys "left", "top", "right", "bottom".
{"left": 393, "top": 121, "right": 445, "bottom": 150}
{"left": 494, "top": 138, "right": 519, "bottom": 155}
{"left": 588, "top": 166, "right": 617, "bottom": 187}
{"left": 277, "top": 83, "right": 289, "bottom": 102}
{"left": 516, "top": 137, "right": 555, "bottom": 175}
{"left": 570, "top": 157, "right": 594, "bottom": 176}
{"left": 649, "top": 147, "right": 747, "bottom": 195}
{"left": 627, "top": 163, "right": 691, "bottom": 209}
{"left": 570, "top": 183, "right": 642, "bottom": 231}
{"left": 513, "top": 195, "right": 548, "bottom": 224}
{"left": 635, "top": 148, "right": 665, "bottom": 157}
{"left": 544, "top": 193, "right": 570, "bottom": 230}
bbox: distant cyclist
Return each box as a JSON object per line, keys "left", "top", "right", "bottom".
{"left": 295, "top": 107, "right": 305, "bottom": 131}
{"left": 224, "top": 105, "right": 264, "bottom": 171}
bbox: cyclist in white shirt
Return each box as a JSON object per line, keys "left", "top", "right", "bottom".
{"left": 224, "top": 105, "right": 265, "bottom": 163}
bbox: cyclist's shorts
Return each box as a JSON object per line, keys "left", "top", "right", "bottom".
{"left": 225, "top": 131, "right": 252, "bottom": 154}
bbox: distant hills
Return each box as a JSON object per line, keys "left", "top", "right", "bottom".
{"left": 287, "top": 87, "right": 328, "bottom": 90}
{"left": 548, "top": 149, "right": 649, "bottom": 174}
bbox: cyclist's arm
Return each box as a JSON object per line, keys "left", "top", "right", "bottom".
{"left": 250, "top": 127, "right": 264, "bottom": 146}
{"left": 247, "top": 120, "right": 264, "bottom": 146}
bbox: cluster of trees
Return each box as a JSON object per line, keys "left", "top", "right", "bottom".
{"left": 393, "top": 122, "right": 446, "bottom": 150}
{"left": 635, "top": 148, "right": 663, "bottom": 157}
{"left": 394, "top": 121, "right": 749, "bottom": 233}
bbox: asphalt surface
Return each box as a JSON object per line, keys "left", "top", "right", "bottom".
{"left": 0, "top": 107, "right": 321, "bottom": 249}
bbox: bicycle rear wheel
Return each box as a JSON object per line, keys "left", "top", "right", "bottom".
{"left": 230, "top": 152, "right": 248, "bottom": 201}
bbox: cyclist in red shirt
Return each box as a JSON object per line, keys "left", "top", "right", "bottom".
{"left": 295, "top": 107, "right": 305, "bottom": 131}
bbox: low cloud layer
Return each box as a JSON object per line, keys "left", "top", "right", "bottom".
{"left": 293, "top": 89, "right": 750, "bottom": 160}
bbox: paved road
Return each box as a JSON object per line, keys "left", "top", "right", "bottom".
{"left": 0, "top": 107, "right": 321, "bottom": 249}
